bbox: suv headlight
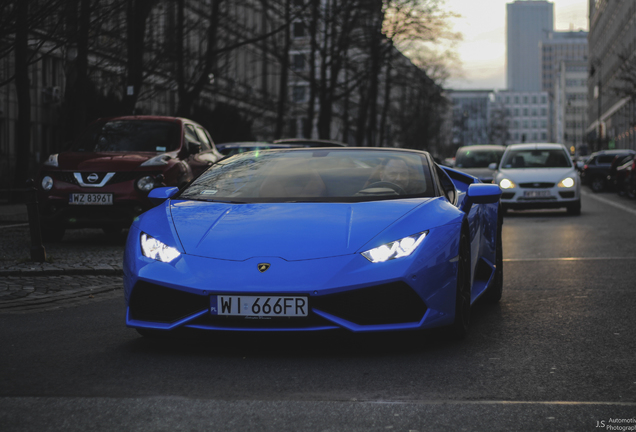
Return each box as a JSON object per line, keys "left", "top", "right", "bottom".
{"left": 43, "top": 154, "right": 59, "bottom": 167}
{"left": 140, "top": 233, "right": 181, "bottom": 262}
{"left": 557, "top": 177, "right": 575, "bottom": 188}
{"left": 362, "top": 232, "right": 428, "bottom": 263}
{"left": 140, "top": 154, "right": 171, "bottom": 167}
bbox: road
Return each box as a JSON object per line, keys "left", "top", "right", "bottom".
{"left": 1, "top": 190, "right": 635, "bottom": 431}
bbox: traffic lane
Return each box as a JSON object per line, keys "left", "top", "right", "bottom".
{"left": 2, "top": 396, "right": 635, "bottom": 432}
{"left": 0, "top": 257, "right": 634, "bottom": 404}
{"left": 502, "top": 191, "right": 636, "bottom": 260}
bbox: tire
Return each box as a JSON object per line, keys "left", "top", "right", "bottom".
{"left": 566, "top": 200, "right": 581, "bottom": 215}
{"left": 483, "top": 213, "right": 503, "bottom": 304}
{"left": 41, "top": 225, "right": 65, "bottom": 243}
{"left": 450, "top": 229, "right": 471, "bottom": 340}
{"left": 591, "top": 176, "right": 605, "bottom": 193}
{"left": 627, "top": 181, "right": 636, "bottom": 199}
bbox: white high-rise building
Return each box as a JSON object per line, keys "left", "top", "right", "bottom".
{"left": 506, "top": 1, "right": 554, "bottom": 92}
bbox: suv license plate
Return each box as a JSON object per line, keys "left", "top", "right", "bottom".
{"left": 69, "top": 193, "right": 113, "bottom": 205}
{"left": 211, "top": 295, "right": 308, "bottom": 317}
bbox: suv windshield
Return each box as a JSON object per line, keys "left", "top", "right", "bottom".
{"left": 501, "top": 149, "right": 572, "bottom": 169}
{"left": 455, "top": 148, "right": 504, "bottom": 168}
{"left": 70, "top": 120, "right": 181, "bottom": 152}
{"left": 179, "top": 149, "right": 435, "bottom": 203}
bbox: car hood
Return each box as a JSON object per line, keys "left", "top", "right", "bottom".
{"left": 497, "top": 167, "right": 576, "bottom": 183}
{"left": 55, "top": 151, "right": 169, "bottom": 171}
{"left": 170, "top": 199, "right": 430, "bottom": 261}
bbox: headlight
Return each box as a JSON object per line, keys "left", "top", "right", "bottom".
{"left": 557, "top": 177, "right": 575, "bottom": 188}
{"left": 140, "top": 233, "right": 181, "bottom": 262}
{"left": 43, "top": 154, "right": 59, "bottom": 167}
{"left": 361, "top": 232, "right": 428, "bottom": 263}
{"left": 136, "top": 176, "right": 155, "bottom": 192}
{"left": 140, "top": 154, "right": 171, "bottom": 167}
{"left": 499, "top": 178, "right": 516, "bottom": 189}
{"left": 41, "top": 176, "right": 53, "bottom": 191}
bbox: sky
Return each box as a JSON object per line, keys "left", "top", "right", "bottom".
{"left": 443, "top": 0, "right": 589, "bottom": 90}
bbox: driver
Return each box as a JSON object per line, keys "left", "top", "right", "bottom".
{"left": 379, "top": 158, "right": 410, "bottom": 191}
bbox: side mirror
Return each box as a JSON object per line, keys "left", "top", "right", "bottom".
{"left": 461, "top": 183, "right": 501, "bottom": 213}
{"left": 188, "top": 141, "right": 201, "bottom": 155}
{"left": 148, "top": 186, "right": 179, "bottom": 206}
{"left": 488, "top": 162, "right": 498, "bottom": 170}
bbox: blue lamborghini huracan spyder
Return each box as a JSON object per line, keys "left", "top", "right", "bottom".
{"left": 123, "top": 148, "right": 503, "bottom": 339}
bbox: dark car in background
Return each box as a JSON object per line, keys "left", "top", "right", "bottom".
{"left": 607, "top": 153, "right": 635, "bottom": 194}
{"left": 37, "top": 116, "right": 222, "bottom": 241}
{"left": 581, "top": 149, "right": 635, "bottom": 192}
{"left": 273, "top": 138, "right": 348, "bottom": 147}
{"left": 452, "top": 145, "right": 506, "bottom": 183}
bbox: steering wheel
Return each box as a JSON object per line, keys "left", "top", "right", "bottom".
{"left": 364, "top": 181, "right": 406, "bottom": 195}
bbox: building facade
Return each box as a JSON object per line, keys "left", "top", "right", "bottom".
{"left": 554, "top": 61, "right": 588, "bottom": 154}
{"left": 506, "top": 0, "right": 554, "bottom": 92}
{"left": 494, "top": 90, "right": 550, "bottom": 144}
{"left": 587, "top": 0, "right": 636, "bottom": 152}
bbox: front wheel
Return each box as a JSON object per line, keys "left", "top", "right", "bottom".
{"left": 449, "top": 230, "right": 471, "bottom": 340}
{"left": 591, "top": 176, "right": 605, "bottom": 193}
{"left": 483, "top": 213, "right": 503, "bottom": 303}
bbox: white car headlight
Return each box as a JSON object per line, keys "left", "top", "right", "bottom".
{"left": 557, "top": 177, "right": 575, "bottom": 188}
{"left": 140, "top": 233, "right": 181, "bottom": 262}
{"left": 499, "top": 178, "right": 516, "bottom": 189}
{"left": 362, "top": 232, "right": 427, "bottom": 263}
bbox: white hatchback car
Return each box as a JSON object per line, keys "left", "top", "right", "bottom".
{"left": 492, "top": 143, "right": 581, "bottom": 215}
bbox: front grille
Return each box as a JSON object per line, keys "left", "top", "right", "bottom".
{"left": 110, "top": 172, "right": 140, "bottom": 184}
{"left": 129, "top": 282, "right": 209, "bottom": 323}
{"left": 191, "top": 312, "right": 332, "bottom": 329}
{"left": 52, "top": 172, "right": 78, "bottom": 185}
{"left": 559, "top": 191, "right": 576, "bottom": 199}
{"left": 312, "top": 282, "right": 426, "bottom": 325}
{"left": 519, "top": 182, "right": 555, "bottom": 188}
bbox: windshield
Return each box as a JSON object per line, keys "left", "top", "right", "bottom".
{"left": 179, "top": 149, "right": 435, "bottom": 203}
{"left": 455, "top": 147, "right": 504, "bottom": 168}
{"left": 70, "top": 120, "right": 181, "bottom": 152}
{"left": 500, "top": 148, "right": 572, "bottom": 169}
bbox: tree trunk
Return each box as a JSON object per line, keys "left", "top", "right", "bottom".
{"left": 275, "top": 0, "right": 291, "bottom": 138}
{"left": 13, "top": 0, "right": 30, "bottom": 201}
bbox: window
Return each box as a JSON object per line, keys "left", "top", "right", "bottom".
{"left": 541, "top": 108, "right": 547, "bottom": 116}
{"left": 523, "top": 108, "right": 528, "bottom": 116}
{"left": 532, "top": 109, "right": 537, "bottom": 116}
{"left": 523, "top": 96, "right": 528, "bottom": 104}
{"left": 515, "top": 96, "right": 519, "bottom": 104}
{"left": 292, "top": 86, "right": 306, "bottom": 103}
{"left": 532, "top": 96, "right": 537, "bottom": 104}
{"left": 293, "top": 22, "right": 306, "bottom": 38}
{"left": 292, "top": 53, "right": 306, "bottom": 71}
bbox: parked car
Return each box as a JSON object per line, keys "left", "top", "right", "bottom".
{"left": 608, "top": 153, "right": 635, "bottom": 194}
{"left": 453, "top": 145, "right": 506, "bottom": 183}
{"left": 124, "top": 147, "right": 503, "bottom": 340}
{"left": 37, "top": 116, "right": 223, "bottom": 241}
{"left": 580, "top": 149, "right": 635, "bottom": 192}
{"left": 492, "top": 143, "right": 581, "bottom": 215}
{"left": 624, "top": 159, "right": 636, "bottom": 199}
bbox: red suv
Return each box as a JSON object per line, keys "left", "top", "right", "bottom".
{"left": 37, "top": 116, "right": 222, "bottom": 241}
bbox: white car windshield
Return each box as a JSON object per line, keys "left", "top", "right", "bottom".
{"left": 179, "top": 149, "right": 435, "bottom": 203}
{"left": 500, "top": 149, "right": 572, "bottom": 169}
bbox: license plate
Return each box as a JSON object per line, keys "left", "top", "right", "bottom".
{"left": 69, "top": 193, "right": 113, "bottom": 205}
{"left": 523, "top": 190, "right": 551, "bottom": 198}
{"left": 211, "top": 295, "right": 308, "bottom": 317}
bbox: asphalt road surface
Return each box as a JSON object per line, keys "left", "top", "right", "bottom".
{"left": 1, "top": 190, "right": 636, "bottom": 431}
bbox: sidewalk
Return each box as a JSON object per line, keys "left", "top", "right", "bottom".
{"left": 0, "top": 204, "right": 124, "bottom": 312}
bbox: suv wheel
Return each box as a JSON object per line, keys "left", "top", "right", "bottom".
{"left": 591, "top": 176, "right": 605, "bottom": 192}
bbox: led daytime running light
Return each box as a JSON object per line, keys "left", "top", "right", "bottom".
{"left": 140, "top": 233, "right": 180, "bottom": 262}
{"left": 362, "top": 231, "right": 428, "bottom": 263}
